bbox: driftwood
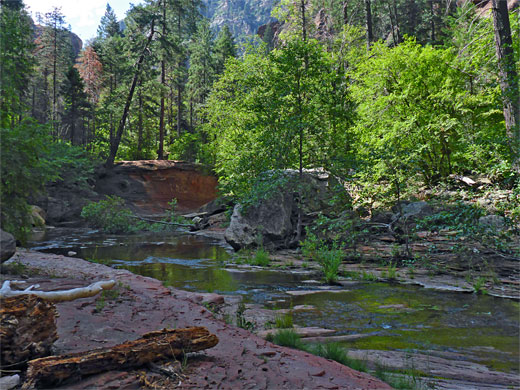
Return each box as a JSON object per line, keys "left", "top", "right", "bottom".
{"left": 0, "top": 295, "right": 58, "bottom": 369}
{"left": 130, "top": 215, "right": 192, "bottom": 227}
{"left": 0, "top": 280, "right": 115, "bottom": 302}
{"left": 23, "top": 327, "right": 219, "bottom": 389}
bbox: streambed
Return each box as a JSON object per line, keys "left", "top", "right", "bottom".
{"left": 29, "top": 228, "right": 519, "bottom": 377}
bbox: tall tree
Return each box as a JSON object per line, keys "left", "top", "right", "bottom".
{"left": 106, "top": 18, "right": 156, "bottom": 166}
{"left": 364, "top": 0, "right": 373, "bottom": 49}
{"left": 97, "top": 4, "right": 120, "bottom": 39}
{"left": 214, "top": 25, "right": 236, "bottom": 75}
{"left": 60, "top": 66, "right": 90, "bottom": 145}
{"left": 490, "top": 0, "right": 519, "bottom": 164}
{"left": 0, "top": 0, "right": 35, "bottom": 127}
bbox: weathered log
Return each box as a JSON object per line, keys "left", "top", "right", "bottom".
{"left": 23, "top": 327, "right": 219, "bottom": 389}
{"left": 0, "top": 280, "right": 115, "bottom": 302}
{"left": 0, "top": 295, "right": 57, "bottom": 369}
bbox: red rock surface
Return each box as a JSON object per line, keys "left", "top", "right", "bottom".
{"left": 9, "top": 249, "right": 391, "bottom": 390}
{"left": 96, "top": 160, "right": 218, "bottom": 214}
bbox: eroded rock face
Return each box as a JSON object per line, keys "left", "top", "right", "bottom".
{"left": 95, "top": 160, "right": 218, "bottom": 214}
{"left": 0, "top": 229, "right": 16, "bottom": 262}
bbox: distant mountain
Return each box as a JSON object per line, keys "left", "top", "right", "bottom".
{"left": 203, "top": 0, "right": 278, "bottom": 38}
{"left": 33, "top": 23, "right": 83, "bottom": 59}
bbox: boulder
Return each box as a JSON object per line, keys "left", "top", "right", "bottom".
{"left": 393, "top": 201, "right": 434, "bottom": 224}
{"left": 224, "top": 169, "right": 350, "bottom": 250}
{"left": 225, "top": 191, "right": 294, "bottom": 250}
{"left": 0, "top": 229, "right": 16, "bottom": 262}
{"left": 478, "top": 215, "right": 506, "bottom": 232}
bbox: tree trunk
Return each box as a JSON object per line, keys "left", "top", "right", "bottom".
{"left": 300, "top": 0, "right": 307, "bottom": 42}
{"left": 24, "top": 327, "right": 218, "bottom": 389}
{"left": 158, "top": 0, "right": 167, "bottom": 160}
{"left": 106, "top": 19, "right": 156, "bottom": 167}
{"left": 364, "top": 0, "right": 373, "bottom": 50}
{"left": 137, "top": 83, "right": 143, "bottom": 158}
{"left": 343, "top": 1, "right": 349, "bottom": 25}
{"left": 0, "top": 295, "right": 58, "bottom": 370}
{"left": 491, "top": 0, "right": 520, "bottom": 164}
{"left": 429, "top": 0, "right": 435, "bottom": 43}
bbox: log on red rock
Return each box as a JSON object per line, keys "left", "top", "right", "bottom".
{"left": 24, "top": 326, "right": 218, "bottom": 389}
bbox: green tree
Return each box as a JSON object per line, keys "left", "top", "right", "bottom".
{"left": 214, "top": 25, "right": 236, "bottom": 74}
{"left": 61, "top": 66, "right": 90, "bottom": 145}
{"left": 0, "top": 0, "right": 35, "bottom": 127}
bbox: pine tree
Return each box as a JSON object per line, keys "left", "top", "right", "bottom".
{"left": 214, "top": 25, "right": 236, "bottom": 74}
{"left": 0, "top": 0, "right": 35, "bottom": 127}
{"left": 60, "top": 66, "right": 90, "bottom": 145}
{"left": 97, "top": 4, "right": 121, "bottom": 39}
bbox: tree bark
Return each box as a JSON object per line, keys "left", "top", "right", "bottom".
{"left": 491, "top": 0, "right": 519, "bottom": 164}
{"left": 23, "top": 327, "right": 219, "bottom": 389}
{"left": 158, "top": 0, "right": 167, "bottom": 160}
{"left": 0, "top": 295, "right": 58, "bottom": 369}
{"left": 106, "top": 19, "right": 156, "bottom": 167}
{"left": 364, "top": 0, "right": 373, "bottom": 50}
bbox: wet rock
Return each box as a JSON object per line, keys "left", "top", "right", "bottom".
{"left": 0, "top": 375, "right": 20, "bottom": 390}
{"left": 286, "top": 289, "right": 345, "bottom": 296}
{"left": 478, "top": 215, "right": 506, "bottom": 231}
{"left": 0, "top": 229, "right": 16, "bottom": 262}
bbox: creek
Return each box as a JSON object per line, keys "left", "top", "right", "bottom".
{"left": 28, "top": 228, "right": 519, "bottom": 376}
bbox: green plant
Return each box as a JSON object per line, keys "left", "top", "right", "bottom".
{"left": 308, "top": 343, "right": 367, "bottom": 373}
{"left": 472, "top": 277, "right": 488, "bottom": 295}
{"left": 95, "top": 296, "right": 106, "bottom": 312}
{"left": 271, "top": 329, "right": 304, "bottom": 349}
{"left": 236, "top": 303, "right": 255, "bottom": 331}
{"left": 316, "top": 246, "right": 343, "bottom": 284}
{"left": 362, "top": 270, "right": 378, "bottom": 281}
{"left": 275, "top": 313, "right": 294, "bottom": 329}
{"left": 250, "top": 248, "right": 270, "bottom": 267}
{"left": 301, "top": 229, "right": 322, "bottom": 258}
{"left": 81, "top": 196, "right": 137, "bottom": 234}
{"left": 387, "top": 262, "right": 398, "bottom": 280}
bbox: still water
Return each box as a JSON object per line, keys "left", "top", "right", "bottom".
{"left": 29, "top": 228, "right": 519, "bottom": 374}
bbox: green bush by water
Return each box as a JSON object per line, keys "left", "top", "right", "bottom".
{"left": 316, "top": 246, "right": 343, "bottom": 284}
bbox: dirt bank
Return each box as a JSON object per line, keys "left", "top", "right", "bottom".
{"left": 3, "top": 249, "right": 390, "bottom": 389}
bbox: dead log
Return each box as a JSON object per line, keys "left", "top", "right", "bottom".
{"left": 0, "top": 295, "right": 58, "bottom": 369}
{"left": 23, "top": 327, "right": 218, "bottom": 389}
{"left": 0, "top": 280, "right": 116, "bottom": 302}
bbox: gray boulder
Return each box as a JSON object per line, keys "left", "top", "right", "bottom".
{"left": 224, "top": 169, "right": 351, "bottom": 250}
{"left": 393, "top": 201, "right": 434, "bottom": 224}
{"left": 478, "top": 215, "right": 506, "bottom": 232}
{"left": 225, "top": 191, "right": 294, "bottom": 250}
{"left": 1, "top": 229, "right": 16, "bottom": 262}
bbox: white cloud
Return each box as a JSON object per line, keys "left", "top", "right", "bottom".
{"left": 23, "top": 0, "right": 142, "bottom": 41}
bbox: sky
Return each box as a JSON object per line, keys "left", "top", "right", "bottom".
{"left": 23, "top": 0, "right": 144, "bottom": 43}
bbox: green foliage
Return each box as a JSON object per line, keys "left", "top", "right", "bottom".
{"left": 308, "top": 343, "right": 367, "bottom": 373}
{"left": 81, "top": 196, "right": 137, "bottom": 233}
{"left": 271, "top": 329, "right": 304, "bottom": 349}
{"left": 351, "top": 38, "right": 507, "bottom": 203}
{"left": 274, "top": 313, "right": 294, "bottom": 329}
{"left": 415, "top": 201, "right": 484, "bottom": 235}
{"left": 0, "top": 122, "right": 56, "bottom": 240}
{"left": 236, "top": 302, "right": 255, "bottom": 331}
{"left": 250, "top": 248, "right": 271, "bottom": 267}
{"left": 301, "top": 229, "right": 322, "bottom": 259}
{"left": 316, "top": 245, "right": 343, "bottom": 284}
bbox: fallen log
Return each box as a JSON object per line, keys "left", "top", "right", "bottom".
{"left": 0, "top": 295, "right": 58, "bottom": 369}
{"left": 0, "top": 280, "right": 116, "bottom": 302}
{"left": 23, "top": 327, "right": 219, "bottom": 389}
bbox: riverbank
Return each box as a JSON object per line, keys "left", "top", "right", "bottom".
{"left": 2, "top": 249, "right": 388, "bottom": 389}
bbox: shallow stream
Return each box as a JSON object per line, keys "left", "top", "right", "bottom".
{"left": 29, "top": 228, "right": 519, "bottom": 374}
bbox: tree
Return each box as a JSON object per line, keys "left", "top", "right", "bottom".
{"left": 490, "top": 0, "right": 519, "bottom": 165}
{"left": 0, "top": 0, "right": 35, "bottom": 127}
{"left": 97, "top": 4, "right": 120, "bottom": 39}
{"left": 61, "top": 66, "right": 90, "bottom": 145}
{"left": 187, "top": 19, "right": 216, "bottom": 128}
{"left": 214, "top": 25, "right": 236, "bottom": 74}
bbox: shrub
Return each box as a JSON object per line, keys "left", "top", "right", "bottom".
{"left": 250, "top": 248, "right": 270, "bottom": 266}
{"left": 275, "top": 313, "right": 294, "bottom": 329}
{"left": 272, "top": 329, "right": 303, "bottom": 349}
{"left": 81, "top": 196, "right": 137, "bottom": 233}
{"left": 316, "top": 246, "right": 343, "bottom": 284}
